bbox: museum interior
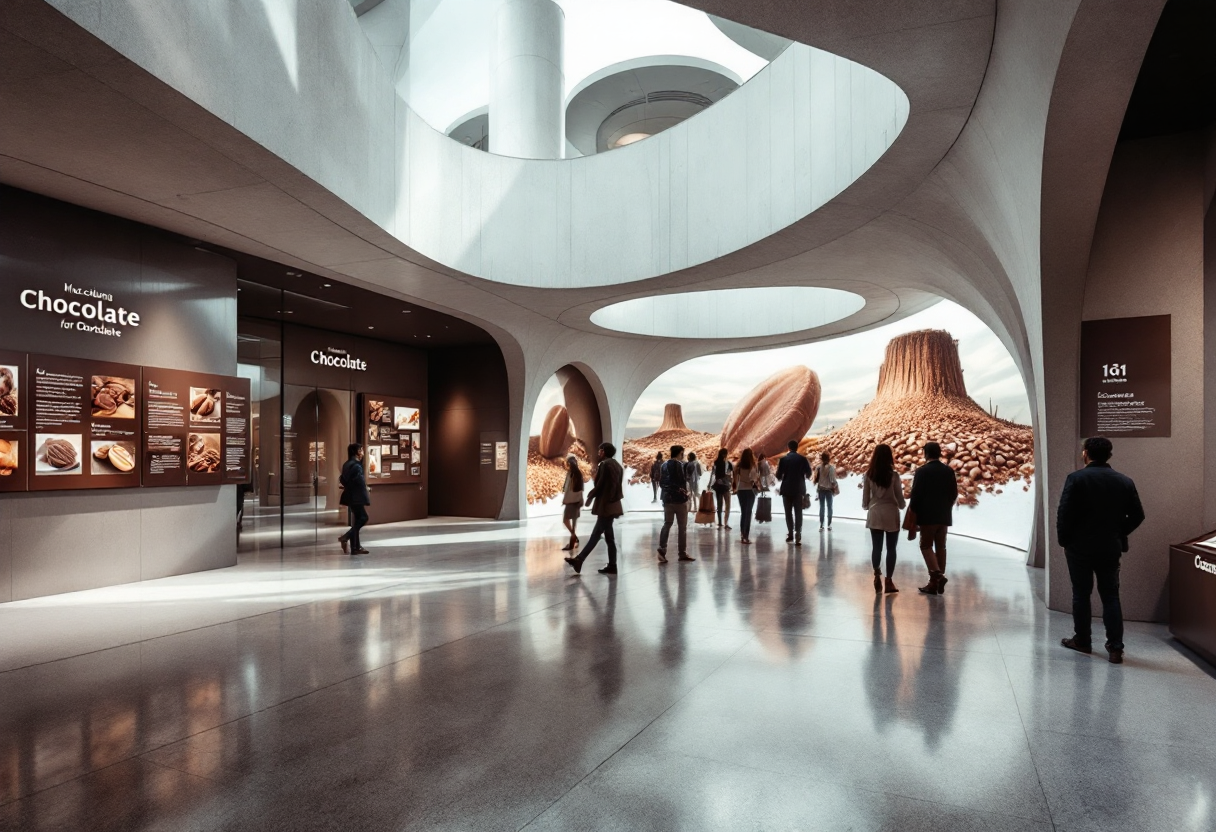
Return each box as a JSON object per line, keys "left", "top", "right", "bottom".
{"left": 0, "top": 0, "right": 1214, "bottom": 829}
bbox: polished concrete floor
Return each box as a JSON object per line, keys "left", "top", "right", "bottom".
{"left": 0, "top": 514, "right": 1213, "bottom": 832}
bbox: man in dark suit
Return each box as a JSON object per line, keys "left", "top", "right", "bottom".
{"left": 908, "top": 441, "right": 959, "bottom": 595}
{"left": 566, "top": 442, "right": 625, "bottom": 575}
{"left": 775, "top": 439, "right": 812, "bottom": 545}
{"left": 1057, "top": 436, "right": 1144, "bottom": 664}
{"left": 339, "top": 443, "right": 371, "bottom": 555}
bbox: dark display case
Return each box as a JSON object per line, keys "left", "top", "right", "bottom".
{"left": 1169, "top": 534, "right": 1216, "bottom": 667}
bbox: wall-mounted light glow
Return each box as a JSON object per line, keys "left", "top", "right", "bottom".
{"left": 611, "top": 132, "right": 651, "bottom": 148}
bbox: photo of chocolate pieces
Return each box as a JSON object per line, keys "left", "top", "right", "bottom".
{"left": 368, "top": 400, "right": 385, "bottom": 424}
{"left": 91, "top": 376, "right": 136, "bottom": 419}
{"left": 186, "top": 433, "right": 221, "bottom": 473}
{"left": 35, "top": 434, "right": 82, "bottom": 474}
{"left": 0, "top": 365, "right": 18, "bottom": 416}
{"left": 0, "top": 438, "right": 18, "bottom": 476}
{"left": 188, "top": 388, "right": 222, "bottom": 423}
{"left": 90, "top": 440, "right": 136, "bottom": 475}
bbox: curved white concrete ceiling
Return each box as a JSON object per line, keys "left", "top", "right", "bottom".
{"left": 399, "top": 41, "right": 909, "bottom": 288}
{"left": 590, "top": 287, "right": 866, "bottom": 338}
{"left": 407, "top": 0, "right": 766, "bottom": 137}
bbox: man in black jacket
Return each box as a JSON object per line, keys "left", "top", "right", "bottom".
{"left": 656, "top": 445, "right": 695, "bottom": 564}
{"left": 1057, "top": 436, "right": 1145, "bottom": 663}
{"left": 775, "top": 440, "right": 812, "bottom": 545}
{"left": 566, "top": 443, "right": 625, "bottom": 575}
{"left": 339, "top": 443, "right": 371, "bottom": 556}
{"left": 908, "top": 441, "right": 959, "bottom": 595}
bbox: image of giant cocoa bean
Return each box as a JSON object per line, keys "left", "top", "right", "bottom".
{"left": 720, "top": 366, "right": 821, "bottom": 459}
{"left": 538, "top": 405, "right": 575, "bottom": 459}
{"left": 45, "top": 438, "right": 78, "bottom": 469}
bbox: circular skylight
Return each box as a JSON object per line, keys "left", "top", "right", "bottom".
{"left": 590, "top": 287, "right": 867, "bottom": 339}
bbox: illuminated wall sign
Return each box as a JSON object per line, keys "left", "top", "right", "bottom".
{"left": 1079, "top": 315, "right": 1170, "bottom": 438}
{"left": 310, "top": 347, "right": 367, "bottom": 371}
{"left": 19, "top": 284, "right": 142, "bottom": 337}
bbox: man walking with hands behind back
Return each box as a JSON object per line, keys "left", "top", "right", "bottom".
{"left": 908, "top": 441, "right": 959, "bottom": 595}
{"left": 1057, "top": 436, "right": 1145, "bottom": 664}
{"left": 776, "top": 440, "right": 812, "bottom": 545}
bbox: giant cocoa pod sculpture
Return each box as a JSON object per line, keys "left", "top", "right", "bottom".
{"left": 720, "top": 366, "right": 821, "bottom": 459}
{"left": 538, "top": 405, "right": 576, "bottom": 459}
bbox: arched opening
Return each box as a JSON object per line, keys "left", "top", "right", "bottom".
{"left": 525, "top": 364, "right": 605, "bottom": 516}
{"left": 619, "top": 300, "right": 1037, "bottom": 549}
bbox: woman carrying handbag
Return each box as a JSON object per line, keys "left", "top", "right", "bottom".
{"left": 560, "top": 454, "right": 584, "bottom": 551}
{"left": 813, "top": 451, "right": 839, "bottom": 531}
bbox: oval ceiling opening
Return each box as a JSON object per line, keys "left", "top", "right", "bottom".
{"left": 590, "top": 287, "right": 867, "bottom": 339}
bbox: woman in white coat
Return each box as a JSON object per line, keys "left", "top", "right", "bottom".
{"left": 862, "top": 443, "right": 905, "bottom": 594}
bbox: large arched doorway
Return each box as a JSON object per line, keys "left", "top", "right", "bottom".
{"left": 525, "top": 365, "right": 605, "bottom": 516}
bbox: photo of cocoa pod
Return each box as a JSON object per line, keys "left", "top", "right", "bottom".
{"left": 188, "top": 388, "right": 222, "bottom": 424}
{"left": 90, "top": 440, "right": 136, "bottom": 475}
{"left": 90, "top": 376, "right": 136, "bottom": 419}
{"left": 0, "top": 365, "right": 17, "bottom": 417}
{"left": 0, "top": 439, "right": 18, "bottom": 476}
{"left": 35, "top": 434, "right": 81, "bottom": 474}
{"left": 186, "top": 433, "right": 221, "bottom": 474}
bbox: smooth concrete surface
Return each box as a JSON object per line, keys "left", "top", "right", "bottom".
{"left": 490, "top": 0, "right": 564, "bottom": 159}
{"left": 1, "top": 514, "right": 1212, "bottom": 831}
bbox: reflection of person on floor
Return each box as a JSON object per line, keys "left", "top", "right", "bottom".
{"left": 1057, "top": 436, "right": 1144, "bottom": 664}
{"left": 565, "top": 442, "right": 624, "bottom": 575}
{"left": 863, "top": 444, "right": 905, "bottom": 594}
{"left": 908, "top": 441, "right": 959, "bottom": 595}
{"left": 338, "top": 443, "right": 371, "bottom": 556}
{"left": 776, "top": 440, "right": 812, "bottom": 544}
{"left": 569, "top": 580, "right": 623, "bottom": 703}
{"left": 650, "top": 451, "right": 664, "bottom": 503}
{"left": 657, "top": 563, "right": 693, "bottom": 668}
{"left": 656, "top": 445, "right": 694, "bottom": 563}
{"left": 560, "top": 454, "right": 584, "bottom": 552}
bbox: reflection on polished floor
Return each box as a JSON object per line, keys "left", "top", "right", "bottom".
{"left": 1, "top": 515, "right": 1213, "bottom": 832}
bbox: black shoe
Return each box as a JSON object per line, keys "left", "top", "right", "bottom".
{"left": 1105, "top": 642, "right": 1125, "bottom": 664}
{"left": 338, "top": 535, "right": 349, "bottom": 554}
{"left": 677, "top": 554, "right": 695, "bottom": 562}
{"left": 352, "top": 548, "right": 369, "bottom": 555}
{"left": 657, "top": 549, "right": 668, "bottom": 563}
{"left": 786, "top": 534, "right": 794, "bottom": 543}
{"left": 1061, "top": 637, "right": 1092, "bottom": 654}
{"left": 564, "top": 556, "right": 582, "bottom": 574}
{"left": 794, "top": 534, "right": 801, "bottom": 546}
{"left": 598, "top": 565, "right": 617, "bottom": 574}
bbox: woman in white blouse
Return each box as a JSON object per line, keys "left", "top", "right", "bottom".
{"left": 862, "top": 443, "right": 905, "bottom": 594}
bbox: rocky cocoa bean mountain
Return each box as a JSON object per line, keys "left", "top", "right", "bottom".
{"left": 813, "top": 329, "right": 1033, "bottom": 504}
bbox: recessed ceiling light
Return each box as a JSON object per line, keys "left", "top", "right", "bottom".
{"left": 322, "top": 283, "right": 332, "bottom": 288}
{"left": 368, "top": 326, "right": 375, "bottom": 330}
{"left": 402, "top": 310, "right": 411, "bottom": 314}
{"left": 426, "top": 335, "right": 431, "bottom": 338}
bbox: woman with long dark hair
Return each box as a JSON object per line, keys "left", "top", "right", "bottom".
{"left": 862, "top": 443, "right": 905, "bottom": 593}
{"left": 711, "top": 447, "right": 734, "bottom": 530}
{"left": 732, "top": 448, "right": 761, "bottom": 544}
{"left": 560, "top": 454, "right": 584, "bottom": 551}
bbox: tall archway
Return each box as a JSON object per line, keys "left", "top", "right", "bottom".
{"left": 525, "top": 365, "right": 606, "bottom": 516}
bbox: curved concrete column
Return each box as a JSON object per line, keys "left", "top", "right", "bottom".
{"left": 490, "top": 0, "right": 564, "bottom": 159}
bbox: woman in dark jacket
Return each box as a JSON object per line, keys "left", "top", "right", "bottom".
{"left": 339, "top": 443, "right": 371, "bottom": 556}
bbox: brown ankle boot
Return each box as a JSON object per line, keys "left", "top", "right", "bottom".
{"left": 873, "top": 571, "right": 882, "bottom": 593}
{"left": 918, "top": 572, "right": 941, "bottom": 595}
{"left": 884, "top": 577, "right": 899, "bottom": 594}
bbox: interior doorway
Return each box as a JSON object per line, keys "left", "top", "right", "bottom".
{"left": 282, "top": 385, "right": 355, "bottom": 546}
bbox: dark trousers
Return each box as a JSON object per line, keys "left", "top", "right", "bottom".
{"left": 714, "top": 487, "right": 731, "bottom": 523}
{"left": 918, "top": 524, "right": 949, "bottom": 573}
{"left": 782, "top": 493, "right": 804, "bottom": 536}
{"left": 658, "top": 502, "right": 688, "bottom": 554}
{"left": 345, "top": 505, "right": 368, "bottom": 550}
{"left": 870, "top": 529, "right": 898, "bottom": 576}
{"left": 1065, "top": 549, "right": 1123, "bottom": 650}
{"left": 575, "top": 515, "right": 617, "bottom": 567}
{"left": 737, "top": 490, "right": 756, "bottom": 539}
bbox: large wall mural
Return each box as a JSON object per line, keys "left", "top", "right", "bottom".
{"left": 527, "top": 302, "right": 1035, "bottom": 548}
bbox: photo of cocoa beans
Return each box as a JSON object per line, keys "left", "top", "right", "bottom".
{"left": 186, "top": 433, "right": 221, "bottom": 473}
{"left": 526, "top": 437, "right": 594, "bottom": 505}
{"left": 189, "top": 388, "right": 221, "bottom": 424}
{"left": 369, "top": 400, "right": 386, "bottom": 424}
{"left": 35, "top": 434, "right": 82, "bottom": 474}
{"left": 91, "top": 376, "right": 136, "bottom": 419}
{"left": 0, "top": 365, "right": 18, "bottom": 417}
{"left": 90, "top": 440, "right": 137, "bottom": 475}
{"left": 0, "top": 439, "right": 18, "bottom": 476}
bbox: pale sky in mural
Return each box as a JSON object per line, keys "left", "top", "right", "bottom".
{"left": 531, "top": 300, "right": 1030, "bottom": 436}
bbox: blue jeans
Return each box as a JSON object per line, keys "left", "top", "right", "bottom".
{"left": 818, "top": 489, "right": 833, "bottom": 526}
{"left": 736, "top": 490, "right": 756, "bottom": 538}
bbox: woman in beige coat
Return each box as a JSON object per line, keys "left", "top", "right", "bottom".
{"left": 862, "top": 443, "right": 905, "bottom": 594}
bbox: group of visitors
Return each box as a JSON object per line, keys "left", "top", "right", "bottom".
{"left": 560, "top": 435, "right": 1144, "bottom": 664}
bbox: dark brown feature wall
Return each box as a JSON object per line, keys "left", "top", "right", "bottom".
{"left": 429, "top": 346, "right": 510, "bottom": 519}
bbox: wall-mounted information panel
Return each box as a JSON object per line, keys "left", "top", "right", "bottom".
{"left": 1080, "top": 314, "right": 1171, "bottom": 438}
{"left": 0, "top": 350, "right": 249, "bottom": 491}
{"left": 359, "top": 393, "right": 423, "bottom": 483}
